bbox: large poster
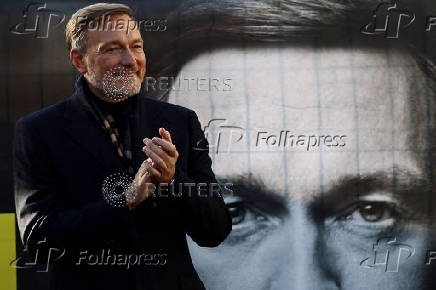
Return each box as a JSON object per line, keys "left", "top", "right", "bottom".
{"left": 1, "top": 1, "right": 436, "bottom": 289}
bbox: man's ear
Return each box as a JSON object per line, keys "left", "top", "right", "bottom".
{"left": 70, "top": 49, "right": 87, "bottom": 74}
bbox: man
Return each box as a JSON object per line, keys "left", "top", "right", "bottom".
{"left": 163, "top": 0, "right": 436, "bottom": 289}
{"left": 13, "top": 3, "right": 231, "bottom": 290}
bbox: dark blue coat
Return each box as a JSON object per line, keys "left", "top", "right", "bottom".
{"left": 13, "top": 77, "right": 232, "bottom": 290}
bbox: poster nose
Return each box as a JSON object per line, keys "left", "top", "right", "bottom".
{"left": 265, "top": 204, "right": 340, "bottom": 290}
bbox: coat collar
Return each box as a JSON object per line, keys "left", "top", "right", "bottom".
{"left": 63, "top": 74, "right": 169, "bottom": 173}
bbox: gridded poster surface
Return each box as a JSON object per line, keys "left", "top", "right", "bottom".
{"left": 166, "top": 1, "right": 436, "bottom": 289}
{"left": 169, "top": 46, "right": 436, "bottom": 290}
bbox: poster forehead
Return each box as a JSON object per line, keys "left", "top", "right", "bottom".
{"left": 169, "top": 47, "right": 424, "bottom": 198}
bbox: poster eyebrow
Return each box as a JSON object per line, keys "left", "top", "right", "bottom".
{"left": 317, "top": 166, "right": 427, "bottom": 214}
{"left": 221, "top": 175, "right": 289, "bottom": 216}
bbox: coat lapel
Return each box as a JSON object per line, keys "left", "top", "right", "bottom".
{"left": 63, "top": 83, "right": 125, "bottom": 172}
{"left": 132, "top": 96, "right": 171, "bottom": 172}
{"left": 62, "top": 75, "right": 172, "bottom": 174}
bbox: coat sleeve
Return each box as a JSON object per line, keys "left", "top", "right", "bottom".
{"left": 13, "top": 118, "right": 137, "bottom": 258}
{"left": 169, "top": 110, "right": 232, "bottom": 247}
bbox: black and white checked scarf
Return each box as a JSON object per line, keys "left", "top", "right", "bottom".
{"left": 78, "top": 78, "right": 137, "bottom": 176}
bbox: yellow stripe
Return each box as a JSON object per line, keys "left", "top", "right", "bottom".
{"left": 0, "top": 213, "right": 17, "bottom": 290}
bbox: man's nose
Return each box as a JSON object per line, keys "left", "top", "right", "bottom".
{"left": 263, "top": 204, "right": 340, "bottom": 290}
{"left": 120, "top": 48, "right": 136, "bottom": 66}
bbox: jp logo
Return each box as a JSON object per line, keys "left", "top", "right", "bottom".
{"left": 193, "top": 118, "right": 245, "bottom": 154}
{"left": 9, "top": 238, "right": 65, "bottom": 272}
{"left": 360, "top": 237, "right": 415, "bottom": 272}
{"left": 10, "top": 2, "right": 65, "bottom": 38}
{"left": 361, "top": 2, "right": 415, "bottom": 38}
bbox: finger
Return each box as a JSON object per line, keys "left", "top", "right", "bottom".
{"left": 138, "top": 160, "right": 148, "bottom": 177}
{"left": 159, "top": 127, "right": 172, "bottom": 143}
{"left": 143, "top": 139, "right": 171, "bottom": 164}
{"left": 143, "top": 138, "right": 168, "bottom": 155}
{"left": 152, "top": 137, "right": 177, "bottom": 157}
{"left": 139, "top": 159, "right": 152, "bottom": 177}
{"left": 139, "top": 171, "right": 150, "bottom": 184}
{"left": 143, "top": 145, "right": 168, "bottom": 172}
{"left": 146, "top": 157, "right": 155, "bottom": 167}
{"left": 143, "top": 160, "right": 161, "bottom": 179}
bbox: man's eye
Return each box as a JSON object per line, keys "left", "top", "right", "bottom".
{"left": 106, "top": 47, "right": 120, "bottom": 53}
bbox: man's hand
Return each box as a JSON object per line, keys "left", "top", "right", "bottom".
{"left": 125, "top": 159, "right": 156, "bottom": 210}
{"left": 142, "top": 128, "right": 179, "bottom": 185}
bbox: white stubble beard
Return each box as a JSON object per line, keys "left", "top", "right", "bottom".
{"left": 87, "top": 65, "right": 142, "bottom": 101}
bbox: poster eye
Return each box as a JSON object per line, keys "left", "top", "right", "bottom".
{"left": 226, "top": 202, "right": 246, "bottom": 225}
{"left": 337, "top": 200, "right": 402, "bottom": 229}
{"left": 358, "top": 202, "right": 391, "bottom": 222}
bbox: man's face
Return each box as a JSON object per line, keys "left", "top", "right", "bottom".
{"left": 81, "top": 13, "right": 146, "bottom": 101}
{"left": 169, "top": 46, "right": 436, "bottom": 289}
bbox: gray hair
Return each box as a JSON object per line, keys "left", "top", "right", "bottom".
{"left": 65, "top": 3, "right": 134, "bottom": 53}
